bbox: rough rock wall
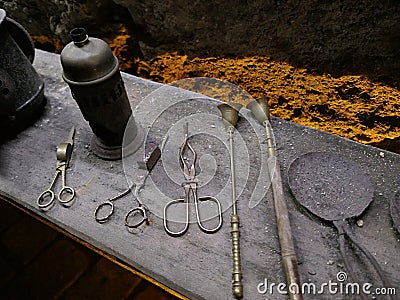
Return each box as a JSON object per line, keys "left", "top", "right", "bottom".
{"left": 2, "top": 0, "right": 400, "bottom": 84}
{"left": 1, "top": 0, "right": 116, "bottom": 41}
{"left": 113, "top": 0, "right": 400, "bottom": 83}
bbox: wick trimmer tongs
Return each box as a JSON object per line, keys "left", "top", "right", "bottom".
{"left": 163, "top": 123, "right": 223, "bottom": 237}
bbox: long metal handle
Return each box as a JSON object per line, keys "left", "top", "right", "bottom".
{"left": 228, "top": 127, "right": 243, "bottom": 299}
{"left": 265, "top": 121, "right": 302, "bottom": 300}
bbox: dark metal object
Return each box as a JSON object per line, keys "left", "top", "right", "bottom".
{"left": 390, "top": 192, "right": 400, "bottom": 234}
{"left": 4, "top": 16, "right": 35, "bottom": 63}
{"left": 60, "top": 27, "right": 140, "bottom": 160}
{"left": 288, "top": 152, "right": 392, "bottom": 298}
{"left": 0, "top": 9, "right": 45, "bottom": 139}
{"left": 247, "top": 97, "right": 303, "bottom": 300}
{"left": 218, "top": 102, "right": 244, "bottom": 299}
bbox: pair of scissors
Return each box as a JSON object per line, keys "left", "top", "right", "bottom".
{"left": 36, "top": 127, "right": 76, "bottom": 210}
{"left": 94, "top": 146, "right": 161, "bottom": 229}
{"left": 163, "top": 123, "right": 223, "bottom": 237}
{"left": 95, "top": 180, "right": 149, "bottom": 228}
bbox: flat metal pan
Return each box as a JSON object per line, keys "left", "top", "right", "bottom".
{"left": 288, "top": 152, "right": 392, "bottom": 298}
{"left": 288, "top": 151, "right": 374, "bottom": 221}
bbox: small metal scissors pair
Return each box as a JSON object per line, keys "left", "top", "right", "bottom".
{"left": 94, "top": 146, "right": 161, "bottom": 229}
{"left": 94, "top": 177, "right": 149, "bottom": 229}
{"left": 36, "top": 127, "right": 76, "bottom": 210}
{"left": 163, "top": 123, "right": 223, "bottom": 236}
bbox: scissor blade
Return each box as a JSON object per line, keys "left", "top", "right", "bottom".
{"left": 138, "top": 146, "right": 161, "bottom": 171}
{"left": 66, "top": 127, "right": 76, "bottom": 145}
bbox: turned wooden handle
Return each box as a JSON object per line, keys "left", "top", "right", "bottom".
{"left": 268, "top": 158, "right": 303, "bottom": 300}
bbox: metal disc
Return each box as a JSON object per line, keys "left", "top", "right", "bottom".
{"left": 390, "top": 191, "right": 400, "bottom": 234}
{"left": 288, "top": 152, "right": 374, "bottom": 221}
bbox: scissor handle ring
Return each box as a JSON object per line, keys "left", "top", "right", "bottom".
{"left": 37, "top": 190, "right": 56, "bottom": 209}
{"left": 163, "top": 198, "right": 189, "bottom": 237}
{"left": 58, "top": 186, "right": 75, "bottom": 206}
{"left": 95, "top": 201, "right": 114, "bottom": 223}
{"left": 196, "top": 196, "right": 223, "bottom": 234}
{"left": 125, "top": 207, "right": 148, "bottom": 229}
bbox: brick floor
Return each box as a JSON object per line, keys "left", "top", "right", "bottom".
{"left": 0, "top": 200, "right": 179, "bottom": 300}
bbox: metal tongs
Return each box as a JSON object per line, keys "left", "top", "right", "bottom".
{"left": 163, "top": 123, "right": 223, "bottom": 236}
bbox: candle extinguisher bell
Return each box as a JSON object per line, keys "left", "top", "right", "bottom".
{"left": 0, "top": 9, "right": 45, "bottom": 139}
{"left": 60, "top": 28, "right": 141, "bottom": 160}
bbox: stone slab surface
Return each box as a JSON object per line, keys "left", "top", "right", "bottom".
{"left": 0, "top": 50, "right": 399, "bottom": 299}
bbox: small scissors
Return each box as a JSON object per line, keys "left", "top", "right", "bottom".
{"left": 95, "top": 180, "right": 149, "bottom": 228}
{"left": 36, "top": 127, "right": 76, "bottom": 209}
{"left": 163, "top": 123, "right": 223, "bottom": 236}
{"left": 94, "top": 146, "right": 161, "bottom": 229}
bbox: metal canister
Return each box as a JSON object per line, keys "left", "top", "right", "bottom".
{"left": 60, "top": 27, "right": 140, "bottom": 160}
{"left": 0, "top": 9, "right": 45, "bottom": 139}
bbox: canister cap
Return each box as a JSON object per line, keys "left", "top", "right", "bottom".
{"left": 61, "top": 28, "right": 118, "bottom": 83}
{"left": 70, "top": 27, "right": 89, "bottom": 45}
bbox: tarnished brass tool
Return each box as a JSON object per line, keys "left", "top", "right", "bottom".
{"left": 247, "top": 97, "right": 303, "bottom": 300}
{"left": 36, "top": 127, "right": 76, "bottom": 210}
{"left": 218, "top": 102, "right": 244, "bottom": 299}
